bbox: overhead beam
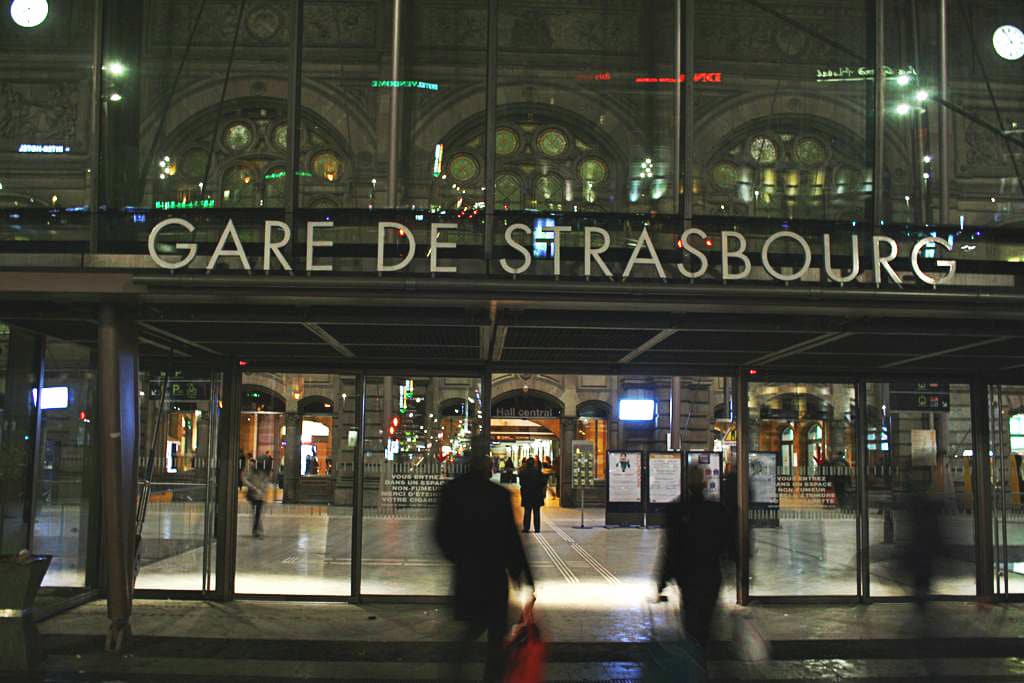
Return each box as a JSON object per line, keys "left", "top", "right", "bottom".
{"left": 747, "top": 331, "right": 854, "bottom": 367}
{"left": 301, "top": 323, "right": 356, "bottom": 359}
{"left": 881, "top": 335, "right": 1014, "bottom": 368}
{"left": 137, "top": 321, "right": 222, "bottom": 357}
{"left": 619, "top": 329, "right": 677, "bottom": 364}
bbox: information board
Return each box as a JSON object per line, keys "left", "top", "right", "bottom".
{"left": 571, "top": 440, "right": 596, "bottom": 487}
{"left": 749, "top": 451, "right": 780, "bottom": 528}
{"left": 889, "top": 383, "right": 950, "bottom": 412}
{"left": 605, "top": 450, "right": 643, "bottom": 527}
{"left": 686, "top": 451, "right": 721, "bottom": 501}
{"left": 648, "top": 452, "right": 682, "bottom": 504}
{"left": 609, "top": 451, "right": 642, "bottom": 502}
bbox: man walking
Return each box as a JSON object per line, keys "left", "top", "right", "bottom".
{"left": 519, "top": 457, "right": 547, "bottom": 533}
{"left": 435, "top": 452, "right": 534, "bottom": 681}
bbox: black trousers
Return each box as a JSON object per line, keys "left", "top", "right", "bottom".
{"left": 452, "top": 617, "right": 507, "bottom": 682}
{"left": 681, "top": 576, "right": 721, "bottom": 653}
{"left": 251, "top": 500, "right": 264, "bottom": 536}
{"left": 522, "top": 504, "right": 541, "bottom": 532}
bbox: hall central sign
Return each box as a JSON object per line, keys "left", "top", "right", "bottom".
{"left": 146, "top": 218, "right": 957, "bottom": 286}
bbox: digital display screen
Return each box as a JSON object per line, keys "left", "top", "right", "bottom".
{"left": 32, "top": 386, "right": 70, "bottom": 410}
{"left": 619, "top": 398, "right": 655, "bottom": 421}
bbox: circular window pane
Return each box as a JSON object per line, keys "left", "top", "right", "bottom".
{"left": 224, "top": 123, "right": 253, "bottom": 151}
{"left": 535, "top": 174, "right": 564, "bottom": 202}
{"left": 537, "top": 128, "right": 569, "bottom": 157}
{"left": 496, "top": 128, "right": 519, "bottom": 156}
{"left": 711, "top": 162, "right": 738, "bottom": 190}
{"left": 311, "top": 152, "right": 341, "bottom": 183}
{"left": 449, "top": 154, "right": 479, "bottom": 182}
{"left": 578, "top": 158, "right": 608, "bottom": 184}
{"left": 795, "top": 138, "right": 826, "bottom": 165}
{"left": 179, "top": 149, "right": 208, "bottom": 179}
{"left": 273, "top": 124, "right": 288, "bottom": 150}
{"left": 749, "top": 136, "right": 777, "bottom": 164}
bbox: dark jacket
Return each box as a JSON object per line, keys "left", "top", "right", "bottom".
{"left": 657, "top": 498, "right": 729, "bottom": 591}
{"left": 518, "top": 465, "right": 547, "bottom": 508}
{"left": 435, "top": 470, "right": 533, "bottom": 622}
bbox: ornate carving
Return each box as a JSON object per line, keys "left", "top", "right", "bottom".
{"left": 0, "top": 81, "right": 79, "bottom": 142}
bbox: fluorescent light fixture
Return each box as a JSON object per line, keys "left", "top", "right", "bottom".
{"left": 619, "top": 398, "right": 655, "bottom": 421}
{"left": 32, "top": 386, "right": 69, "bottom": 410}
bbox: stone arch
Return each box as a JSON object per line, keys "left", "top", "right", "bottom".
{"left": 298, "top": 395, "right": 334, "bottom": 414}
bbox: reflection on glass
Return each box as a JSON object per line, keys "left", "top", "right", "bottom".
{"left": 748, "top": 383, "right": 858, "bottom": 596}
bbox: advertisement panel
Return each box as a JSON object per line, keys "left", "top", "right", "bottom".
{"left": 608, "top": 451, "right": 642, "bottom": 503}
{"left": 749, "top": 451, "right": 779, "bottom": 505}
{"left": 648, "top": 452, "right": 682, "bottom": 504}
{"left": 686, "top": 451, "right": 721, "bottom": 501}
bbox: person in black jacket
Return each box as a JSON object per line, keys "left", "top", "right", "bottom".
{"left": 656, "top": 467, "right": 729, "bottom": 654}
{"left": 435, "top": 452, "right": 534, "bottom": 682}
{"left": 518, "top": 457, "right": 548, "bottom": 533}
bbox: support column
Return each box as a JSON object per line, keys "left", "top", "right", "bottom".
{"left": 97, "top": 305, "right": 138, "bottom": 652}
{"left": 214, "top": 363, "right": 241, "bottom": 600}
{"left": 970, "top": 379, "right": 994, "bottom": 601}
{"left": 855, "top": 381, "right": 870, "bottom": 602}
{"left": 351, "top": 374, "right": 367, "bottom": 601}
{"left": 283, "top": 413, "right": 301, "bottom": 502}
{"left": 670, "top": 376, "right": 682, "bottom": 450}
{"left": 735, "top": 372, "right": 749, "bottom": 605}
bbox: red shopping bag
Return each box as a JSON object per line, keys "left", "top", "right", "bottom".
{"left": 505, "top": 597, "right": 545, "bottom": 683}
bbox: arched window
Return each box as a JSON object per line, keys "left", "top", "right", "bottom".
{"left": 805, "top": 423, "right": 824, "bottom": 474}
{"left": 780, "top": 425, "right": 795, "bottom": 475}
{"left": 1010, "top": 414, "right": 1024, "bottom": 453}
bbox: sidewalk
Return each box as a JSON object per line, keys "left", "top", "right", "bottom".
{"left": 19, "top": 598, "right": 1024, "bottom": 681}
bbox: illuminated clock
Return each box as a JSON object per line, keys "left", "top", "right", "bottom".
{"left": 9, "top": 0, "right": 48, "bottom": 28}
{"left": 993, "top": 25, "right": 1024, "bottom": 61}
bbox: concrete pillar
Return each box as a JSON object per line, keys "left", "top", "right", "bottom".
{"left": 96, "top": 305, "right": 138, "bottom": 652}
{"left": 283, "top": 413, "right": 301, "bottom": 502}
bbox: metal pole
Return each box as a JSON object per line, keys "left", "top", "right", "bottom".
{"left": 214, "top": 362, "right": 241, "bottom": 601}
{"left": 484, "top": 0, "right": 498, "bottom": 270}
{"left": 351, "top": 373, "right": 368, "bottom": 601}
{"left": 682, "top": 0, "right": 694, "bottom": 226}
{"left": 672, "top": 0, "right": 682, "bottom": 216}
{"left": 386, "top": 0, "right": 402, "bottom": 208}
{"left": 88, "top": 0, "right": 104, "bottom": 251}
{"left": 938, "top": 0, "right": 950, "bottom": 224}
{"left": 735, "top": 371, "right": 749, "bottom": 604}
{"left": 995, "top": 384, "right": 1008, "bottom": 595}
{"left": 970, "top": 379, "right": 994, "bottom": 601}
{"left": 871, "top": 0, "right": 885, "bottom": 228}
{"left": 856, "top": 381, "right": 870, "bottom": 601}
{"left": 285, "top": 0, "right": 303, "bottom": 255}
{"left": 480, "top": 369, "right": 492, "bottom": 451}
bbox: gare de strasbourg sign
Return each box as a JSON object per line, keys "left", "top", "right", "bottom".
{"left": 146, "top": 217, "right": 957, "bottom": 287}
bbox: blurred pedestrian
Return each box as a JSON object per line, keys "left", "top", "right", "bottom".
{"left": 656, "top": 467, "right": 729, "bottom": 655}
{"left": 435, "top": 453, "right": 534, "bottom": 682}
{"left": 519, "top": 457, "right": 548, "bottom": 533}
{"left": 242, "top": 460, "right": 269, "bottom": 538}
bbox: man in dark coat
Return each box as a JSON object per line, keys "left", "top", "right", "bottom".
{"left": 518, "top": 457, "right": 548, "bottom": 532}
{"left": 656, "top": 468, "right": 729, "bottom": 655}
{"left": 435, "top": 453, "right": 534, "bottom": 682}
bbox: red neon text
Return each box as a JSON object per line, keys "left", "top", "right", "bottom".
{"left": 634, "top": 72, "right": 722, "bottom": 84}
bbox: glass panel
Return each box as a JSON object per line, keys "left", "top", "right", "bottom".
{"left": 33, "top": 341, "right": 97, "bottom": 588}
{"left": 497, "top": 0, "right": 676, "bottom": 214}
{"left": 299, "top": 1, "right": 394, "bottom": 209}
{"left": 865, "top": 382, "right": 976, "bottom": 596}
{"left": 992, "top": 385, "right": 1024, "bottom": 595}
{"left": 747, "top": 382, "right": 858, "bottom": 596}
{"left": 695, "top": 2, "right": 871, "bottom": 221}
{"left": 0, "top": 326, "right": 42, "bottom": 555}
{"left": 234, "top": 373, "right": 355, "bottom": 596}
{"left": 135, "top": 371, "right": 218, "bottom": 591}
{"left": 361, "top": 375, "right": 482, "bottom": 595}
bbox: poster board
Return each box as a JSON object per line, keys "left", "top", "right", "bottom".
{"left": 686, "top": 451, "right": 721, "bottom": 501}
{"left": 749, "top": 451, "right": 780, "bottom": 528}
{"left": 646, "top": 451, "right": 683, "bottom": 526}
{"left": 571, "top": 440, "right": 596, "bottom": 487}
{"left": 605, "top": 450, "right": 643, "bottom": 526}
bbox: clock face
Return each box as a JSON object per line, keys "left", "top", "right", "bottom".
{"left": 10, "top": 0, "right": 48, "bottom": 28}
{"left": 993, "top": 25, "right": 1024, "bottom": 61}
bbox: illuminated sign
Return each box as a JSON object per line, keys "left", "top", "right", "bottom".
{"left": 619, "top": 399, "right": 655, "bottom": 421}
{"left": 576, "top": 72, "right": 612, "bottom": 81}
{"left": 371, "top": 80, "right": 439, "bottom": 91}
{"left": 18, "top": 144, "right": 70, "bottom": 153}
{"left": 433, "top": 143, "right": 444, "bottom": 178}
{"left": 816, "top": 65, "right": 917, "bottom": 83}
{"left": 155, "top": 200, "right": 215, "bottom": 210}
{"left": 32, "top": 386, "right": 69, "bottom": 410}
{"left": 145, "top": 219, "right": 959, "bottom": 287}
{"left": 264, "top": 170, "right": 312, "bottom": 180}
{"left": 634, "top": 73, "right": 722, "bottom": 84}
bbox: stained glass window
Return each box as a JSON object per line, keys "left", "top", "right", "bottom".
{"left": 537, "top": 128, "right": 569, "bottom": 157}
{"left": 711, "top": 162, "right": 738, "bottom": 190}
{"left": 224, "top": 123, "right": 253, "bottom": 151}
{"left": 496, "top": 128, "right": 519, "bottom": 156}
{"left": 749, "top": 136, "right": 777, "bottom": 163}
{"left": 311, "top": 152, "right": 341, "bottom": 183}
{"left": 578, "top": 158, "right": 608, "bottom": 184}
{"left": 795, "top": 138, "right": 826, "bottom": 165}
{"left": 273, "top": 124, "right": 288, "bottom": 150}
{"left": 449, "top": 154, "right": 480, "bottom": 182}
{"left": 222, "top": 165, "right": 258, "bottom": 206}
{"left": 534, "top": 174, "right": 563, "bottom": 202}
{"left": 495, "top": 174, "right": 522, "bottom": 208}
